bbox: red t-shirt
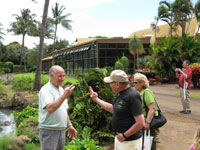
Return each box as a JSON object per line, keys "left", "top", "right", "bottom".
{"left": 178, "top": 67, "right": 192, "bottom": 89}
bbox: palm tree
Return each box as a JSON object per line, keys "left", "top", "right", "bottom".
{"left": 8, "top": 9, "right": 37, "bottom": 72}
{"left": 129, "top": 35, "right": 144, "bottom": 74}
{"left": 33, "top": 0, "right": 50, "bottom": 91}
{"left": 158, "top": 1, "right": 176, "bottom": 37}
{"left": 152, "top": 16, "right": 160, "bottom": 42}
{"left": 194, "top": 0, "right": 200, "bottom": 38}
{"left": 50, "top": 2, "right": 72, "bottom": 51}
{"left": 0, "top": 23, "right": 5, "bottom": 41}
{"left": 173, "top": 0, "right": 193, "bottom": 37}
{"left": 35, "top": 18, "right": 54, "bottom": 39}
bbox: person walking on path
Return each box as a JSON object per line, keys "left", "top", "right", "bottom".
{"left": 188, "top": 127, "right": 200, "bottom": 150}
{"left": 39, "top": 65, "right": 77, "bottom": 150}
{"left": 89, "top": 70, "right": 145, "bottom": 150}
{"left": 133, "top": 73, "right": 159, "bottom": 150}
{"left": 175, "top": 60, "right": 192, "bottom": 114}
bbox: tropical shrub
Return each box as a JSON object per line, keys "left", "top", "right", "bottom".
{"left": 115, "top": 55, "right": 129, "bottom": 73}
{"left": 65, "top": 138, "right": 103, "bottom": 150}
{"left": 0, "top": 61, "right": 4, "bottom": 67}
{"left": 189, "top": 63, "right": 200, "bottom": 73}
{"left": 68, "top": 68, "right": 115, "bottom": 142}
{"left": 0, "top": 61, "right": 13, "bottom": 73}
{"left": 181, "top": 34, "right": 200, "bottom": 63}
{"left": 11, "top": 75, "right": 34, "bottom": 91}
{"left": 4, "top": 61, "right": 14, "bottom": 72}
{"left": 65, "top": 126, "right": 103, "bottom": 150}
{"left": 136, "top": 67, "right": 156, "bottom": 79}
{"left": 13, "top": 65, "right": 21, "bottom": 73}
{"left": 13, "top": 106, "right": 39, "bottom": 143}
{"left": 189, "top": 62, "right": 200, "bottom": 88}
{"left": 24, "top": 142, "right": 40, "bottom": 150}
{"left": 14, "top": 106, "right": 38, "bottom": 123}
{"left": 148, "top": 34, "right": 200, "bottom": 80}
{"left": 149, "top": 36, "right": 181, "bottom": 79}
{"left": 0, "top": 69, "right": 5, "bottom": 74}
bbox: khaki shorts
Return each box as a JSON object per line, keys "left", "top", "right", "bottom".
{"left": 114, "top": 136, "right": 142, "bottom": 150}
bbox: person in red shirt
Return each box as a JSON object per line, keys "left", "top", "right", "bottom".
{"left": 175, "top": 60, "right": 192, "bottom": 114}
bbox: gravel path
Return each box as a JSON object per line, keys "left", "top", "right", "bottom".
{"left": 0, "top": 73, "right": 13, "bottom": 81}
{"left": 150, "top": 84, "right": 200, "bottom": 150}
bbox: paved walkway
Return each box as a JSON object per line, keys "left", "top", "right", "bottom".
{"left": 150, "top": 83, "right": 200, "bottom": 120}
{"left": 0, "top": 73, "right": 13, "bottom": 81}
{"left": 150, "top": 83, "right": 200, "bottom": 150}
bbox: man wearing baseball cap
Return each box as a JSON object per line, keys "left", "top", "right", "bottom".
{"left": 89, "top": 70, "right": 145, "bottom": 150}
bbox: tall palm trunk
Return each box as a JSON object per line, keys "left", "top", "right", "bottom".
{"left": 20, "top": 33, "right": 25, "bottom": 72}
{"left": 33, "top": 0, "right": 50, "bottom": 91}
{"left": 195, "top": 24, "right": 200, "bottom": 39}
{"left": 182, "top": 20, "right": 186, "bottom": 37}
{"left": 53, "top": 24, "right": 57, "bottom": 51}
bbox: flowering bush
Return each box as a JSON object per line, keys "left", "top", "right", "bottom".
{"left": 189, "top": 63, "right": 200, "bottom": 88}
{"left": 189, "top": 63, "right": 200, "bottom": 73}
{"left": 138, "top": 66, "right": 150, "bottom": 70}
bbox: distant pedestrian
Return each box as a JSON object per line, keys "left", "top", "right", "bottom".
{"left": 175, "top": 60, "right": 192, "bottom": 114}
{"left": 188, "top": 127, "right": 200, "bottom": 150}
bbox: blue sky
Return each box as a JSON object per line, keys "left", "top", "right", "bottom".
{"left": 91, "top": 0, "right": 160, "bottom": 20}
{"left": 0, "top": 0, "right": 168, "bottom": 48}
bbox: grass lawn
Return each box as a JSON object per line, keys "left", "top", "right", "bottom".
{"left": 13, "top": 73, "right": 78, "bottom": 84}
{"left": 0, "top": 73, "right": 78, "bottom": 101}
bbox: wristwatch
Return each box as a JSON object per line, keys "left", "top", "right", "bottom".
{"left": 67, "top": 123, "right": 72, "bottom": 128}
{"left": 122, "top": 132, "right": 127, "bottom": 139}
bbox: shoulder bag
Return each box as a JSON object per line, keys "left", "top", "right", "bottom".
{"left": 143, "top": 91, "right": 167, "bottom": 129}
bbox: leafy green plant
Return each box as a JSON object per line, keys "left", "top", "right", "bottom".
{"left": 149, "top": 36, "right": 181, "bottom": 79}
{"left": 13, "top": 65, "right": 20, "bottom": 73}
{"left": 68, "top": 68, "right": 115, "bottom": 142}
{"left": 115, "top": 55, "right": 129, "bottom": 73}
{"left": 11, "top": 75, "right": 34, "bottom": 91}
{"left": 149, "top": 34, "right": 200, "bottom": 80}
{"left": 24, "top": 142, "right": 40, "bottom": 150}
{"left": 4, "top": 61, "right": 14, "bottom": 72}
{"left": 14, "top": 106, "right": 39, "bottom": 144}
{"left": 0, "top": 70, "right": 5, "bottom": 74}
{"left": 65, "top": 138, "right": 103, "bottom": 150}
{"left": 14, "top": 106, "right": 38, "bottom": 123}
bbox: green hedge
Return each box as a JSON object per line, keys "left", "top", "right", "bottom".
{"left": 4, "top": 61, "right": 14, "bottom": 72}
{"left": 13, "top": 65, "right": 21, "bottom": 73}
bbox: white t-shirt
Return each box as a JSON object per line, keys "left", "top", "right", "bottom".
{"left": 38, "top": 82, "right": 68, "bottom": 130}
